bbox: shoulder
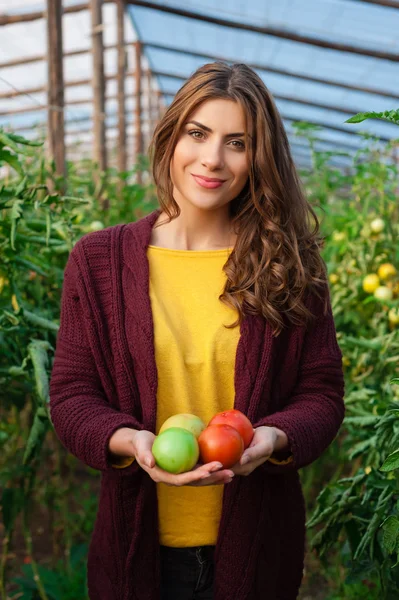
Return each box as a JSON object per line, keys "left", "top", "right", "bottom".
{"left": 72, "top": 223, "right": 126, "bottom": 255}
{"left": 63, "top": 224, "right": 126, "bottom": 291}
{"left": 71, "top": 223, "right": 126, "bottom": 260}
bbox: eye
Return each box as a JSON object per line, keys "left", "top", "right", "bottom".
{"left": 187, "top": 130, "right": 245, "bottom": 149}
{"left": 231, "top": 140, "right": 245, "bottom": 150}
{"left": 188, "top": 130, "right": 205, "bottom": 140}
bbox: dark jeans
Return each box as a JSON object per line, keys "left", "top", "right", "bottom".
{"left": 160, "top": 545, "right": 215, "bottom": 599}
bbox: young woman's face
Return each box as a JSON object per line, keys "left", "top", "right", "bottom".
{"left": 170, "top": 98, "right": 249, "bottom": 214}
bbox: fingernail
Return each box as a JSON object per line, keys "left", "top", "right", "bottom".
{"left": 241, "top": 456, "right": 250, "bottom": 465}
{"left": 214, "top": 462, "right": 223, "bottom": 469}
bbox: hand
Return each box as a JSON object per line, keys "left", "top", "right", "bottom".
{"left": 133, "top": 430, "right": 235, "bottom": 487}
{"left": 230, "top": 426, "right": 279, "bottom": 476}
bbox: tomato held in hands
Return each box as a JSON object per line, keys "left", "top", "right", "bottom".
{"left": 209, "top": 409, "right": 254, "bottom": 449}
{"left": 159, "top": 413, "right": 205, "bottom": 439}
{"left": 152, "top": 427, "right": 199, "bottom": 474}
{"left": 198, "top": 424, "right": 244, "bottom": 468}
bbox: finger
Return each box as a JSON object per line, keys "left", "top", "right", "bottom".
{"left": 136, "top": 451, "right": 155, "bottom": 469}
{"left": 169, "top": 465, "right": 230, "bottom": 486}
{"left": 233, "top": 456, "right": 268, "bottom": 476}
{"left": 240, "top": 444, "right": 273, "bottom": 465}
{"left": 159, "top": 465, "right": 233, "bottom": 487}
{"left": 191, "top": 461, "right": 224, "bottom": 474}
{"left": 189, "top": 470, "right": 235, "bottom": 487}
{"left": 140, "top": 462, "right": 223, "bottom": 486}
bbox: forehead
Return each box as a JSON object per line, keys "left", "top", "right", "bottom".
{"left": 186, "top": 98, "right": 247, "bottom": 128}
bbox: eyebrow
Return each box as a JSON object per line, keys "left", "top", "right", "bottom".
{"left": 186, "top": 120, "right": 251, "bottom": 139}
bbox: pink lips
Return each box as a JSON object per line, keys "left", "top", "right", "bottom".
{"left": 192, "top": 174, "right": 225, "bottom": 189}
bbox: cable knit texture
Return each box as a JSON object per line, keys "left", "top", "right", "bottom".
{"left": 49, "top": 208, "right": 345, "bottom": 600}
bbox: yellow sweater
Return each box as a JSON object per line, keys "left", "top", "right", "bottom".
{"left": 112, "top": 243, "right": 293, "bottom": 546}
{"left": 149, "top": 243, "right": 240, "bottom": 546}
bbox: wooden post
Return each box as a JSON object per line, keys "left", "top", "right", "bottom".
{"left": 90, "top": 0, "right": 107, "bottom": 172}
{"left": 157, "top": 90, "right": 166, "bottom": 118}
{"left": 134, "top": 40, "right": 143, "bottom": 184}
{"left": 116, "top": 0, "right": 127, "bottom": 174}
{"left": 147, "top": 69, "right": 153, "bottom": 143}
{"left": 156, "top": 90, "right": 162, "bottom": 122}
{"left": 46, "top": 0, "right": 66, "bottom": 179}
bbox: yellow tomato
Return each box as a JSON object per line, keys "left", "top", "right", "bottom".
{"left": 332, "top": 231, "right": 346, "bottom": 242}
{"left": 89, "top": 221, "right": 105, "bottom": 232}
{"left": 374, "top": 286, "right": 393, "bottom": 301}
{"left": 388, "top": 308, "right": 399, "bottom": 326}
{"left": 11, "top": 294, "right": 20, "bottom": 312}
{"left": 362, "top": 274, "right": 380, "bottom": 294}
{"left": 378, "top": 263, "right": 397, "bottom": 281}
{"left": 329, "top": 273, "right": 339, "bottom": 285}
{"left": 370, "top": 218, "right": 385, "bottom": 234}
{"left": 0, "top": 276, "right": 5, "bottom": 294}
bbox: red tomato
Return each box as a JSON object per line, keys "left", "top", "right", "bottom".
{"left": 198, "top": 424, "right": 244, "bottom": 468}
{"left": 209, "top": 409, "right": 254, "bottom": 450}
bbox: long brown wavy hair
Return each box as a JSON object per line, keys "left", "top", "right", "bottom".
{"left": 147, "top": 61, "right": 329, "bottom": 337}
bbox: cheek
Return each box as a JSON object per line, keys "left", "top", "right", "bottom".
{"left": 232, "top": 162, "right": 249, "bottom": 187}
{"left": 172, "top": 139, "right": 196, "bottom": 169}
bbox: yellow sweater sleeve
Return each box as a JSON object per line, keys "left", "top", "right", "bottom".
{"left": 111, "top": 456, "right": 135, "bottom": 469}
{"left": 267, "top": 454, "right": 294, "bottom": 465}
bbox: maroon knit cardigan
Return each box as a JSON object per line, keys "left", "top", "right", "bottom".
{"left": 49, "top": 208, "right": 345, "bottom": 600}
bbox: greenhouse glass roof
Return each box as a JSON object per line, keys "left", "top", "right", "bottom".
{"left": 0, "top": 0, "right": 398, "bottom": 170}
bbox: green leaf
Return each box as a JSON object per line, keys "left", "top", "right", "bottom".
{"left": 381, "top": 515, "right": 399, "bottom": 554}
{"left": 10, "top": 198, "right": 24, "bottom": 250}
{"left": 0, "top": 131, "right": 42, "bottom": 155}
{"left": 380, "top": 448, "right": 399, "bottom": 472}
{"left": 344, "top": 415, "right": 379, "bottom": 426}
{"left": 14, "top": 257, "right": 49, "bottom": 277}
{"left": 24, "top": 310, "right": 59, "bottom": 333}
{"left": 0, "top": 129, "right": 43, "bottom": 146}
{"left": 23, "top": 406, "right": 50, "bottom": 466}
{"left": 0, "top": 148, "right": 23, "bottom": 174}
{"left": 348, "top": 436, "right": 376, "bottom": 460}
{"left": 27, "top": 339, "right": 52, "bottom": 405}
{"left": 345, "top": 109, "right": 399, "bottom": 126}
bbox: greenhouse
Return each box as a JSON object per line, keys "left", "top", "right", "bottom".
{"left": 0, "top": 1, "right": 398, "bottom": 599}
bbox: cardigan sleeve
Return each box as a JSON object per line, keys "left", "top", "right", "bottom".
{"left": 254, "top": 284, "right": 345, "bottom": 473}
{"left": 49, "top": 245, "right": 142, "bottom": 473}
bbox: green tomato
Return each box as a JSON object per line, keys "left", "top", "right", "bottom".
{"left": 88, "top": 221, "right": 105, "bottom": 232}
{"left": 152, "top": 427, "right": 199, "bottom": 474}
{"left": 370, "top": 218, "right": 385, "bottom": 234}
{"left": 374, "top": 286, "right": 393, "bottom": 301}
{"left": 159, "top": 413, "right": 206, "bottom": 439}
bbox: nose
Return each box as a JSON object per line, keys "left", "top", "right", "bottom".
{"left": 201, "top": 141, "right": 225, "bottom": 171}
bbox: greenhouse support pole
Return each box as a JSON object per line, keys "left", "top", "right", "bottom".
{"left": 117, "top": 0, "right": 127, "bottom": 175}
{"left": 157, "top": 89, "right": 166, "bottom": 118}
{"left": 90, "top": 0, "right": 107, "bottom": 172}
{"left": 46, "top": 0, "right": 66, "bottom": 180}
{"left": 134, "top": 40, "right": 143, "bottom": 184}
{"left": 147, "top": 69, "right": 153, "bottom": 141}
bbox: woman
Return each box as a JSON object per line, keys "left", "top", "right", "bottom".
{"left": 49, "top": 62, "right": 345, "bottom": 600}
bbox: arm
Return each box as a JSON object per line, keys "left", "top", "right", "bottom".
{"left": 255, "top": 284, "right": 345, "bottom": 473}
{"left": 49, "top": 245, "right": 142, "bottom": 473}
{"left": 108, "top": 427, "right": 136, "bottom": 469}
